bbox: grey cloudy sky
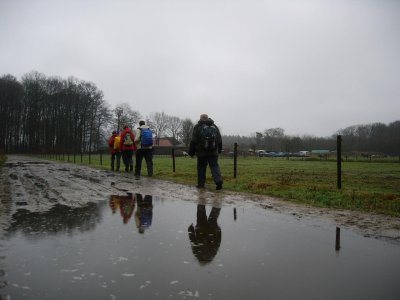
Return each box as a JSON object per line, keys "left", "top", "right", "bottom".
{"left": 1, "top": 0, "right": 399, "bottom": 137}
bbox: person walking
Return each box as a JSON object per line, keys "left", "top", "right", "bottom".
{"left": 188, "top": 114, "right": 223, "bottom": 190}
{"left": 120, "top": 125, "right": 136, "bottom": 172}
{"left": 108, "top": 131, "right": 121, "bottom": 171}
{"left": 134, "top": 120, "right": 154, "bottom": 180}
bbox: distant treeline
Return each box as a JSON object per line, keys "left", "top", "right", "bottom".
{"left": 223, "top": 121, "right": 400, "bottom": 155}
{"left": 1, "top": 72, "right": 399, "bottom": 155}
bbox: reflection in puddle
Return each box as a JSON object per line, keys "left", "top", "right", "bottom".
{"left": 8, "top": 202, "right": 102, "bottom": 236}
{"left": 135, "top": 194, "right": 153, "bottom": 234}
{"left": 1, "top": 193, "right": 399, "bottom": 299}
{"left": 109, "top": 193, "right": 136, "bottom": 224}
{"left": 109, "top": 193, "right": 153, "bottom": 233}
{"left": 188, "top": 205, "right": 221, "bottom": 265}
{"left": 336, "top": 227, "right": 341, "bottom": 251}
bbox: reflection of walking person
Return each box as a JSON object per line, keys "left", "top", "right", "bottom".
{"left": 134, "top": 120, "right": 154, "bottom": 180}
{"left": 188, "top": 114, "right": 223, "bottom": 190}
{"left": 135, "top": 194, "right": 153, "bottom": 234}
{"left": 109, "top": 193, "right": 136, "bottom": 224}
{"left": 188, "top": 204, "right": 221, "bottom": 264}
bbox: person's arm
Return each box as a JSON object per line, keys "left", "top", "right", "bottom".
{"left": 215, "top": 126, "right": 223, "bottom": 154}
{"left": 188, "top": 125, "right": 198, "bottom": 157}
{"left": 134, "top": 128, "right": 141, "bottom": 143}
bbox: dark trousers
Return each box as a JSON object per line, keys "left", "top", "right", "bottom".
{"left": 122, "top": 150, "right": 134, "bottom": 171}
{"left": 111, "top": 152, "right": 121, "bottom": 171}
{"left": 197, "top": 155, "right": 222, "bottom": 186}
{"left": 135, "top": 148, "right": 153, "bottom": 176}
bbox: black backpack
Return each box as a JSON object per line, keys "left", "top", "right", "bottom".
{"left": 200, "top": 125, "right": 218, "bottom": 151}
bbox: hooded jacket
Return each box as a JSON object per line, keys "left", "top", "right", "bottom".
{"left": 188, "top": 118, "right": 222, "bottom": 157}
{"left": 108, "top": 133, "right": 121, "bottom": 154}
{"left": 120, "top": 127, "right": 137, "bottom": 151}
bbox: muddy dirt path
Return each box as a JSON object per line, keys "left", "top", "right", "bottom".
{"left": 1, "top": 155, "right": 399, "bottom": 242}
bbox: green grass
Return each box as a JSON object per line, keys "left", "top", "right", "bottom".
{"left": 38, "top": 154, "right": 400, "bottom": 216}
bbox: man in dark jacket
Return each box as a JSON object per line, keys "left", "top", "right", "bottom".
{"left": 188, "top": 114, "right": 223, "bottom": 190}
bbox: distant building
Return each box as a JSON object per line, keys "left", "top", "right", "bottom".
{"left": 154, "top": 137, "right": 183, "bottom": 147}
{"left": 153, "top": 137, "right": 186, "bottom": 155}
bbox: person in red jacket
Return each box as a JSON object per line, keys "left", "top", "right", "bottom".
{"left": 120, "top": 125, "right": 136, "bottom": 172}
{"left": 108, "top": 131, "right": 121, "bottom": 171}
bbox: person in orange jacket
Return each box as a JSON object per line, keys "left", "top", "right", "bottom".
{"left": 120, "top": 125, "right": 137, "bottom": 172}
{"left": 108, "top": 131, "right": 121, "bottom": 171}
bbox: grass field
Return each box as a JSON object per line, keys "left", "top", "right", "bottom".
{"left": 154, "top": 156, "right": 400, "bottom": 216}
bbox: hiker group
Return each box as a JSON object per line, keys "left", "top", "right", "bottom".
{"left": 108, "top": 114, "right": 223, "bottom": 190}
{"left": 108, "top": 120, "right": 153, "bottom": 180}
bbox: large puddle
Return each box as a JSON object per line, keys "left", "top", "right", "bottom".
{"left": 1, "top": 192, "right": 399, "bottom": 299}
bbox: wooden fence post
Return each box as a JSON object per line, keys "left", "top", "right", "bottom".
{"left": 337, "top": 135, "right": 342, "bottom": 189}
{"left": 172, "top": 148, "right": 176, "bottom": 172}
{"left": 233, "top": 142, "right": 238, "bottom": 178}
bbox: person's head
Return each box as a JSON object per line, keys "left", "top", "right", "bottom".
{"left": 200, "top": 114, "right": 208, "bottom": 121}
{"left": 139, "top": 120, "right": 145, "bottom": 126}
{"left": 123, "top": 124, "right": 129, "bottom": 130}
{"left": 112, "top": 131, "right": 117, "bottom": 135}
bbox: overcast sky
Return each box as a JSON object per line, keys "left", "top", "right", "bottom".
{"left": 1, "top": 0, "right": 399, "bottom": 137}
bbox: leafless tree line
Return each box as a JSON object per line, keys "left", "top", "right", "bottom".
{"left": 0, "top": 72, "right": 194, "bottom": 153}
{"left": 1, "top": 72, "right": 109, "bottom": 153}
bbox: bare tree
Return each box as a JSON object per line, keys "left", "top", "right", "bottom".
{"left": 181, "top": 118, "right": 194, "bottom": 147}
{"left": 112, "top": 103, "right": 142, "bottom": 131}
{"left": 150, "top": 112, "right": 169, "bottom": 145}
{"left": 166, "top": 115, "right": 182, "bottom": 140}
{"left": 262, "top": 127, "right": 285, "bottom": 151}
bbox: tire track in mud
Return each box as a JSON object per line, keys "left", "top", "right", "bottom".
{"left": 8, "top": 161, "right": 55, "bottom": 209}
{"left": 4, "top": 158, "right": 117, "bottom": 214}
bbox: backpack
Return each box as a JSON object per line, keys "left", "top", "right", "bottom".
{"left": 140, "top": 128, "right": 153, "bottom": 147}
{"left": 200, "top": 125, "right": 218, "bottom": 151}
{"left": 123, "top": 133, "right": 134, "bottom": 146}
{"left": 113, "top": 136, "right": 121, "bottom": 150}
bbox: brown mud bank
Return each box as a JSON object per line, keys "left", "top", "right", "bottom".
{"left": 1, "top": 155, "right": 399, "bottom": 242}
